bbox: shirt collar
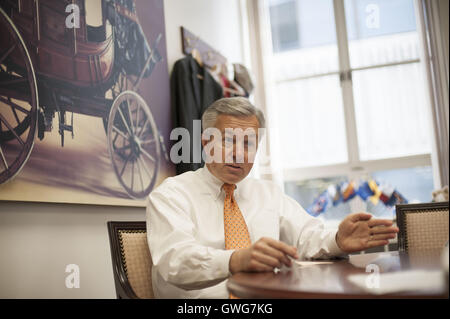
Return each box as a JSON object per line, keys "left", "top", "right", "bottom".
{"left": 200, "top": 166, "right": 247, "bottom": 200}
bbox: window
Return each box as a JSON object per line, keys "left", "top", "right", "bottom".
{"left": 284, "top": 166, "right": 433, "bottom": 221}
{"left": 268, "top": 0, "right": 346, "bottom": 169}
{"left": 263, "top": 0, "right": 435, "bottom": 219}
{"left": 85, "top": 0, "right": 112, "bottom": 42}
{"left": 269, "top": 0, "right": 299, "bottom": 52}
{"left": 344, "top": 0, "right": 431, "bottom": 161}
{"left": 85, "top": 0, "right": 103, "bottom": 27}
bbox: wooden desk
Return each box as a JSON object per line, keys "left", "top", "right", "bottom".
{"left": 227, "top": 251, "right": 448, "bottom": 298}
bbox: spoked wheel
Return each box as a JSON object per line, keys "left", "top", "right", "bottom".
{"left": 103, "top": 69, "right": 135, "bottom": 132}
{"left": 0, "top": 8, "right": 38, "bottom": 184}
{"left": 107, "top": 91, "right": 160, "bottom": 199}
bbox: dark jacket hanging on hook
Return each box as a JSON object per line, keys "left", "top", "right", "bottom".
{"left": 170, "top": 54, "right": 223, "bottom": 175}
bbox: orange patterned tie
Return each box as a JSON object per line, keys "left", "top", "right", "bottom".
{"left": 223, "top": 183, "right": 252, "bottom": 250}
{"left": 223, "top": 183, "right": 251, "bottom": 299}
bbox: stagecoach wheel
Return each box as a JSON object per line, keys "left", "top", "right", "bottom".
{"left": 103, "top": 70, "right": 135, "bottom": 132}
{"left": 0, "top": 76, "right": 31, "bottom": 142}
{"left": 107, "top": 90, "right": 161, "bottom": 199}
{"left": 0, "top": 8, "right": 38, "bottom": 184}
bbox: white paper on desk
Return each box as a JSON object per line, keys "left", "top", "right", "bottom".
{"left": 294, "top": 260, "right": 335, "bottom": 267}
{"left": 277, "top": 260, "right": 336, "bottom": 272}
{"left": 347, "top": 270, "right": 444, "bottom": 295}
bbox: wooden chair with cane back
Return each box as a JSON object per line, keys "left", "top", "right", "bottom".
{"left": 107, "top": 221, "right": 154, "bottom": 299}
{"left": 396, "top": 202, "right": 449, "bottom": 253}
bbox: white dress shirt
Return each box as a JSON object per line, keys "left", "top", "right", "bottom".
{"left": 146, "top": 166, "right": 343, "bottom": 299}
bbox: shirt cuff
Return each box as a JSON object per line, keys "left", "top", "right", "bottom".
{"left": 215, "top": 249, "right": 236, "bottom": 278}
{"left": 327, "top": 229, "right": 345, "bottom": 257}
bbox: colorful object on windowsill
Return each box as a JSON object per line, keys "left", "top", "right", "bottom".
{"left": 328, "top": 184, "right": 342, "bottom": 206}
{"left": 342, "top": 181, "right": 357, "bottom": 202}
{"left": 385, "top": 190, "right": 408, "bottom": 206}
{"left": 379, "top": 183, "right": 395, "bottom": 204}
{"left": 306, "top": 179, "right": 408, "bottom": 216}
{"left": 307, "top": 190, "right": 333, "bottom": 216}
{"left": 357, "top": 181, "right": 374, "bottom": 201}
{"left": 368, "top": 180, "right": 382, "bottom": 205}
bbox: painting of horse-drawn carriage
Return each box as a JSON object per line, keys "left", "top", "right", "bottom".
{"left": 0, "top": 0, "right": 172, "bottom": 205}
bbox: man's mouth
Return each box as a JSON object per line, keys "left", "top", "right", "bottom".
{"left": 225, "top": 164, "right": 242, "bottom": 170}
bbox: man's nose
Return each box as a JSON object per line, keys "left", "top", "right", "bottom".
{"left": 233, "top": 143, "right": 246, "bottom": 163}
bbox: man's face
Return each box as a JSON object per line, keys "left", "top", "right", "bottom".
{"left": 202, "top": 114, "right": 260, "bottom": 184}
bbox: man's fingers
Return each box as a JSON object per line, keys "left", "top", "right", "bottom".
{"left": 370, "top": 233, "right": 397, "bottom": 241}
{"left": 258, "top": 244, "right": 292, "bottom": 267}
{"left": 366, "top": 239, "right": 389, "bottom": 248}
{"left": 249, "top": 259, "right": 275, "bottom": 272}
{"left": 264, "top": 238, "right": 298, "bottom": 259}
{"left": 368, "top": 218, "right": 394, "bottom": 227}
{"left": 350, "top": 212, "right": 372, "bottom": 222}
{"left": 252, "top": 251, "right": 280, "bottom": 269}
{"left": 370, "top": 225, "right": 399, "bottom": 235}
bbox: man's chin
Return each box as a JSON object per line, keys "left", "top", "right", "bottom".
{"left": 222, "top": 168, "right": 248, "bottom": 184}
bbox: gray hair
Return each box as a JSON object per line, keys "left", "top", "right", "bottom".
{"left": 201, "top": 97, "right": 266, "bottom": 131}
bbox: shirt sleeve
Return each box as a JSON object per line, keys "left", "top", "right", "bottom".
{"left": 278, "top": 191, "right": 345, "bottom": 260}
{"left": 146, "top": 180, "right": 234, "bottom": 291}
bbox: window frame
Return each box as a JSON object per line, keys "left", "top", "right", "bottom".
{"left": 248, "top": 0, "right": 435, "bottom": 186}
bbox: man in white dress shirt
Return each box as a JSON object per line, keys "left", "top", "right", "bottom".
{"left": 146, "top": 97, "right": 398, "bottom": 298}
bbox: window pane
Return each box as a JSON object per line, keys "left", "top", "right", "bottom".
{"left": 285, "top": 168, "right": 430, "bottom": 223}
{"left": 284, "top": 176, "right": 347, "bottom": 209}
{"left": 85, "top": 0, "right": 103, "bottom": 26}
{"left": 274, "top": 75, "right": 348, "bottom": 168}
{"left": 269, "top": 0, "right": 339, "bottom": 80}
{"left": 269, "top": 0, "right": 299, "bottom": 52}
{"left": 295, "top": 0, "right": 336, "bottom": 49}
{"left": 344, "top": 0, "right": 419, "bottom": 68}
{"left": 284, "top": 176, "right": 396, "bottom": 226}
{"left": 371, "top": 166, "right": 434, "bottom": 203}
{"left": 352, "top": 63, "right": 432, "bottom": 160}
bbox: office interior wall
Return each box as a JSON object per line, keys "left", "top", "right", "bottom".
{"left": 164, "top": 0, "right": 245, "bottom": 73}
{"left": 0, "top": 0, "right": 245, "bottom": 299}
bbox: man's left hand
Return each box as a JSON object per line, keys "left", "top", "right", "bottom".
{"left": 336, "top": 212, "right": 399, "bottom": 253}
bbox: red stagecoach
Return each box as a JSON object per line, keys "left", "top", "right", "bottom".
{"left": 0, "top": 0, "right": 168, "bottom": 199}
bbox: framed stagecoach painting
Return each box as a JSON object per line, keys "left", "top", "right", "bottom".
{"left": 0, "top": 0, "right": 174, "bottom": 206}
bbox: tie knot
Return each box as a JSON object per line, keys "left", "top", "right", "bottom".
{"left": 223, "top": 183, "right": 236, "bottom": 196}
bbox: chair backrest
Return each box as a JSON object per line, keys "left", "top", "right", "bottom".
{"left": 107, "top": 221, "right": 154, "bottom": 299}
{"left": 396, "top": 202, "right": 449, "bottom": 253}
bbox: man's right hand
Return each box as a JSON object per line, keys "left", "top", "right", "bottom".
{"left": 229, "top": 237, "right": 299, "bottom": 273}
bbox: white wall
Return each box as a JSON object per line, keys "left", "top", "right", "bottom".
{"left": 0, "top": 202, "right": 144, "bottom": 298}
{"left": 164, "top": 0, "right": 245, "bottom": 73}
{"left": 0, "top": 0, "right": 245, "bottom": 299}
